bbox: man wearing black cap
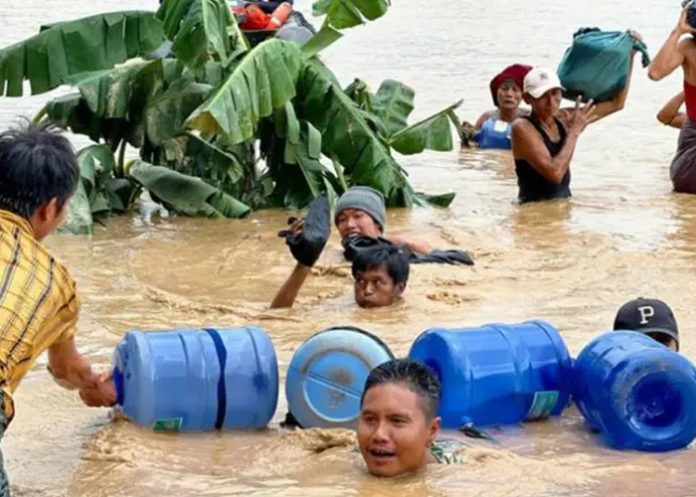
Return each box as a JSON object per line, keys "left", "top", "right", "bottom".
{"left": 613, "top": 298, "right": 680, "bottom": 352}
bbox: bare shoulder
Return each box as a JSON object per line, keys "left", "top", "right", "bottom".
{"left": 511, "top": 116, "right": 532, "bottom": 133}
{"left": 475, "top": 109, "right": 496, "bottom": 128}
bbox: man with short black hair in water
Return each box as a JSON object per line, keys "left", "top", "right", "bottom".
{"left": 511, "top": 35, "right": 642, "bottom": 203}
{"left": 358, "top": 359, "right": 465, "bottom": 477}
{"left": 271, "top": 243, "right": 410, "bottom": 309}
{"left": 613, "top": 298, "right": 680, "bottom": 352}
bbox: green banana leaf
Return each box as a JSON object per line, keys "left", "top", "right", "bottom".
{"left": 129, "top": 160, "right": 251, "bottom": 218}
{"left": 45, "top": 93, "right": 132, "bottom": 150}
{"left": 262, "top": 103, "right": 337, "bottom": 209}
{"left": 301, "top": 25, "right": 343, "bottom": 57}
{"left": 145, "top": 80, "right": 213, "bottom": 145}
{"left": 157, "top": 0, "right": 245, "bottom": 71}
{"left": 60, "top": 180, "right": 94, "bottom": 235}
{"left": 389, "top": 101, "right": 462, "bottom": 155}
{"left": 0, "top": 11, "right": 164, "bottom": 97}
{"left": 297, "top": 60, "right": 408, "bottom": 202}
{"left": 186, "top": 39, "right": 304, "bottom": 144}
{"left": 159, "top": 133, "right": 245, "bottom": 188}
{"left": 373, "top": 79, "right": 415, "bottom": 138}
{"left": 312, "top": 0, "right": 390, "bottom": 29}
{"left": 61, "top": 144, "right": 134, "bottom": 234}
{"left": 65, "top": 61, "right": 152, "bottom": 118}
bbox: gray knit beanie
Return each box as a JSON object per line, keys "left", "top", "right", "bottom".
{"left": 334, "top": 186, "right": 387, "bottom": 230}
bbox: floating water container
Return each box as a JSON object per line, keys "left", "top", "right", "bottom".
{"left": 573, "top": 330, "right": 696, "bottom": 451}
{"left": 408, "top": 320, "right": 573, "bottom": 428}
{"left": 285, "top": 326, "right": 394, "bottom": 429}
{"left": 112, "top": 326, "right": 278, "bottom": 431}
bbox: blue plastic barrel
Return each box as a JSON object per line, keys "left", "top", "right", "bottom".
{"left": 573, "top": 331, "right": 696, "bottom": 451}
{"left": 408, "top": 320, "right": 573, "bottom": 428}
{"left": 285, "top": 326, "right": 394, "bottom": 429}
{"left": 112, "top": 326, "right": 278, "bottom": 431}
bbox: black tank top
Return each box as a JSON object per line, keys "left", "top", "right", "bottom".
{"left": 515, "top": 115, "right": 571, "bottom": 203}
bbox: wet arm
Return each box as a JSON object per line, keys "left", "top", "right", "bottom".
{"left": 270, "top": 264, "right": 311, "bottom": 309}
{"left": 511, "top": 120, "right": 580, "bottom": 185}
{"left": 389, "top": 234, "right": 433, "bottom": 255}
{"left": 648, "top": 30, "right": 687, "bottom": 81}
{"left": 657, "top": 91, "right": 687, "bottom": 128}
{"left": 48, "top": 338, "right": 101, "bottom": 390}
{"left": 588, "top": 52, "right": 637, "bottom": 121}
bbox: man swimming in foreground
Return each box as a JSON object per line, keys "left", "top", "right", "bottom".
{"left": 358, "top": 359, "right": 465, "bottom": 477}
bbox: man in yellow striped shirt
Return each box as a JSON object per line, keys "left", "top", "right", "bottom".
{"left": 0, "top": 122, "right": 116, "bottom": 496}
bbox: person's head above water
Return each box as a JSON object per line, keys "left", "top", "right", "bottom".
{"left": 351, "top": 244, "right": 409, "bottom": 308}
{"left": 335, "top": 186, "right": 386, "bottom": 240}
{"left": 358, "top": 359, "right": 442, "bottom": 477}
{"left": 490, "top": 64, "right": 532, "bottom": 111}
{"left": 613, "top": 298, "right": 680, "bottom": 352}
{"left": 522, "top": 67, "right": 564, "bottom": 120}
{"left": 0, "top": 121, "right": 79, "bottom": 241}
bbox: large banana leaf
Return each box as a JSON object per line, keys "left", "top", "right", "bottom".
{"left": 0, "top": 11, "right": 164, "bottom": 97}
{"left": 373, "top": 79, "right": 415, "bottom": 138}
{"left": 389, "top": 101, "right": 462, "bottom": 155}
{"left": 297, "top": 60, "right": 408, "bottom": 201}
{"left": 313, "top": 0, "right": 390, "bottom": 29}
{"left": 262, "top": 103, "right": 337, "bottom": 209}
{"left": 65, "top": 61, "right": 152, "bottom": 118}
{"left": 186, "top": 39, "right": 304, "bottom": 144}
{"left": 145, "top": 80, "right": 212, "bottom": 145}
{"left": 159, "top": 133, "right": 244, "bottom": 188}
{"left": 45, "top": 93, "right": 131, "bottom": 149}
{"left": 157, "top": 0, "right": 244, "bottom": 71}
{"left": 47, "top": 59, "right": 191, "bottom": 148}
{"left": 129, "top": 160, "right": 251, "bottom": 218}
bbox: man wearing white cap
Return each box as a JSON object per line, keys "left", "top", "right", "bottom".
{"left": 510, "top": 41, "right": 641, "bottom": 203}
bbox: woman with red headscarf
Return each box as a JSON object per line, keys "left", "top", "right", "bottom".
{"left": 469, "top": 64, "right": 533, "bottom": 150}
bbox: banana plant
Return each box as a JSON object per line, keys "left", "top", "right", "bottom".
{"left": 0, "top": 0, "right": 461, "bottom": 235}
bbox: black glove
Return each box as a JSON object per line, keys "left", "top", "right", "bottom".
{"left": 411, "top": 249, "right": 474, "bottom": 266}
{"left": 342, "top": 234, "right": 396, "bottom": 262}
{"left": 278, "top": 195, "right": 330, "bottom": 267}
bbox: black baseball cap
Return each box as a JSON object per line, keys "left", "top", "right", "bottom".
{"left": 613, "top": 298, "right": 679, "bottom": 351}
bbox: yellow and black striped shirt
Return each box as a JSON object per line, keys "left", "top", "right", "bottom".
{"left": 0, "top": 210, "right": 79, "bottom": 420}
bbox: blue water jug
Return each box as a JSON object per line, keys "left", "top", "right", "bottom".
{"left": 285, "top": 326, "right": 394, "bottom": 429}
{"left": 408, "top": 320, "right": 573, "bottom": 428}
{"left": 573, "top": 331, "right": 696, "bottom": 451}
{"left": 112, "top": 326, "right": 279, "bottom": 431}
{"left": 475, "top": 117, "right": 512, "bottom": 150}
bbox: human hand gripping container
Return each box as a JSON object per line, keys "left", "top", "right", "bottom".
{"left": 112, "top": 326, "right": 279, "bottom": 431}
{"left": 408, "top": 320, "right": 574, "bottom": 428}
{"left": 573, "top": 331, "right": 696, "bottom": 451}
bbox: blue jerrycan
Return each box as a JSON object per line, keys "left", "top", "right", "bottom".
{"left": 112, "top": 326, "right": 279, "bottom": 431}
{"left": 408, "top": 320, "right": 573, "bottom": 428}
{"left": 573, "top": 331, "right": 696, "bottom": 451}
{"left": 285, "top": 326, "right": 394, "bottom": 429}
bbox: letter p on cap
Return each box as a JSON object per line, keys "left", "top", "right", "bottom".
{"left": 638, "top": 305, "right": 655, "bottom": 325}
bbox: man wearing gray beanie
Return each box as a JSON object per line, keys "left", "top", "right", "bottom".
{"left": 334, "top": 186, "right": 432, "bottom": 255}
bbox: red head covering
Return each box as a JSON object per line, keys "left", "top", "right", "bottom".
{"left": 489, "top": 64, "right": 533, "bottom": 107}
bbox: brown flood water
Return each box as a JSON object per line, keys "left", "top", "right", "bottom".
{"left": 3, "top": 0, "right": 696, "bottom": 495}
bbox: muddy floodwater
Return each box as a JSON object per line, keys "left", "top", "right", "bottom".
{"left": 2, "top": 0, "right": 696, "bottom": 496}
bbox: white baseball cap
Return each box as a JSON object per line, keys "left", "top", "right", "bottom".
{"left": 523, "top": 67, "right": 564, "bottom": 99}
